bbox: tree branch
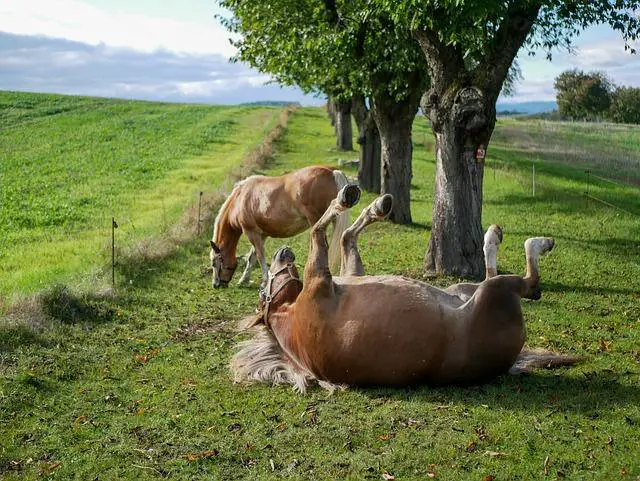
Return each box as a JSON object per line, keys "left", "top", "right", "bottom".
{"left": 480, "top": 2, "right": 542, "bottom": 101}
{"left": 323, "top": 0, "right": 345, "bottom": 27}
{"left": 412, "top": 28, "right": 464, "bottom": 95}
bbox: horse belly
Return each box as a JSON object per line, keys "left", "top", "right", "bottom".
{"left": 317, "top": 286, "right": 456, "bottom": 385}
{"left": 259, "top": 211, "right": 309, "bottom": 238}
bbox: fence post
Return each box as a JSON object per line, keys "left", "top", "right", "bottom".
{"left": 112, "top": 217, "right": 118, "bottom": 289}
{"left": 197, "top": 191, "right": 203, "bottom": 236}
{"left": 532, "top": 162, "right": 536, "bottom": 197}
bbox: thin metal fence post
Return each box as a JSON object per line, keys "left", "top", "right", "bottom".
{"left": 197, "top": 191, "right": 203, "bottom": 236}
{"left": 532, "top": 163, "right": 536, "bottom": 197}
{"left": 112, "top": 217, "right": 118, "bottom": 288}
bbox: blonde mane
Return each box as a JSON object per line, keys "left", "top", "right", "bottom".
{"left": 213, "top": 179, "right": 247, "bottom": 243}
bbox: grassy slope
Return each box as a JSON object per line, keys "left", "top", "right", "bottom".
{"left": 0, "top": 91, "right": 281, "bottom": 302}
{"left": 1, "top": 105, "right": 639, "bottom": 480}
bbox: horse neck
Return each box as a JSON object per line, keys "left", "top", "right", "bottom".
{"left": 268, "top": 308, "right": 311, "bottom": 373}
{"left": 214, "top": 202, "right": 242, "bottom": 260}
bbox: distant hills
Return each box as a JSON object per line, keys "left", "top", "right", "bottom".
{"left": 496, "top": 100, "right": 557, "bottom": 115}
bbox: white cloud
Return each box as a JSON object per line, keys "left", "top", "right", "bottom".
{"left": 0, "top": 0, "right": 238, "bottom": 58}
{"left": 0, "top": 33, "right": 321, "bottom": 105}
{"left": 505, "top": 31, "right": 640, "bottom": 103}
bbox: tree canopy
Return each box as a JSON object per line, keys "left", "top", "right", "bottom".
{"left": 217, "top": 0, "right": 429, "bottom": 102}
{"left": 555, "top": 69, "right": 614, "bottom": 120}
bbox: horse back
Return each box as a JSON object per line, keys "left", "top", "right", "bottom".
{"left": 235, "top": 166, "right": 339, "bottom": 237}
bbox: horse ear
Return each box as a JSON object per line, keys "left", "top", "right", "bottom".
{"left": 210, "top": 241, "right": 220, "bottom": 254}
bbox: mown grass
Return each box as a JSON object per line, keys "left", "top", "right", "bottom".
{"left": 1, "top": 99, "right": 639, "bottom": 480}
{"left": 0, "top": 91, "right": 282, "bottom": 303}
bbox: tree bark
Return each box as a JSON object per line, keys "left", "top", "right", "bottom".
{"left": 352, "top": 95, "right": 381, "bottom": 193}
{"left": 415, "top": 3, "right": 540, "bottom": 277}
{"left": 371, "top": 90, "right": 421, "bottom": 224}
{"left": 423, "top": 87, "right": 494, "bottom": 279}
{"left": 334, "top": 100, "right": 353, "bottom": 151}
{"left": 358, "top": 115, "right": 381, "bottom": 193}
{"left": 326, "top": 97, "right": 336, "bottom": 127}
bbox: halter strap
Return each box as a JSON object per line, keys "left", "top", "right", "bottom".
{"left": 262, "top": 263, "right": 301, "bottom": 325}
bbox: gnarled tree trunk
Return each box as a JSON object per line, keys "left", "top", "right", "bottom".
{"left": 372, "top": 90, "right": 421, "bottom": 224}
{"left": 414, "top": 3, "right": 539, "bottom": 277}
{"left": 334, "top": 99, "right": 353, "bottom": 151}
{"left": 424, "top": 87, "right": 494, "bottom": 278}
{"left": 422, "top": 87, "right": 496, "bottom": 278}
{"left": 352, "top": 95, "right": 381, "bottom": 193}
{"left": 327, "top": 97, "right": 336, "bottom": 127}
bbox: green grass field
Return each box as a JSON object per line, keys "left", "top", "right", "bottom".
{"left": 1, "top": 93, "right": 639, "bottom": 480}
{"left": 0, "top": 91, "right": 282, "bottom": 304}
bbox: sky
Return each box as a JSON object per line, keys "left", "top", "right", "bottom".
{"left": 1, "top": 0, "right": 639, "bottom": 106}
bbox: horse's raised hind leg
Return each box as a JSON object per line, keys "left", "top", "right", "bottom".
{"left": 445, "top": 224, "right": 504, "bottom": 302}
{"left": 304, "top": 184, "right": 361, "bottom": 282}
{"left": 237, "top": 246, "right": 257, "bottom": 285}
{"left": 243, "top": 231, "right": 269, "bottom": 286}
{"left": 483, "top": 224, "right": 503, "bottom": 279}
{"left": 340, "top": 194, "right": 393, "bottom": 276}
{"left": 523, "top": 237, "right": 555, "bottom": 299}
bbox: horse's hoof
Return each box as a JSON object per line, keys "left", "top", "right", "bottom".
{"left": 373, "top": 194, "right": 393, "bottom": 218}
{"left": 275, "top": 246, "right": 295, "bottom": 263}
{"left": 338, "top": 184, "right": 361, "bottom": 208}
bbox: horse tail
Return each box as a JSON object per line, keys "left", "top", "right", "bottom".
{"left": 329, "top": 169, "right": 350, "bottom": 272}
{"left": 509, "top": 348, "right": 582, "bottom": 375}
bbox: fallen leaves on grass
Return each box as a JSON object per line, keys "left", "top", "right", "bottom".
{"left": 381, "top": 470, "right": 395, "bottom": 480}
{"left": 183, "top": 449, "right": 219, "bottom": 462}
{"left": 599, "top": 339, "right": 612, "bottom": 352}
{"left": 41, "top": 462, "right": 61, "bottom": 475}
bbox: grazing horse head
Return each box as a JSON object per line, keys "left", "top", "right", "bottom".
{"left": 209, "top": 241, "right": 238, "bottom": 288}
{"left": 258, "top": 247, "right": 302, "bottom": 321}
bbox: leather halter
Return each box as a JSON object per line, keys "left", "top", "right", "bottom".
{"left": 261, "top": 263, "right": 301, "bottom": 325}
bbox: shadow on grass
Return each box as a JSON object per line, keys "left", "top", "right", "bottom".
{"left": 502, "top": 230, "right": 640, "bottom": 263}
{"left": 1, "top": 284, "right": 116, "bottom": 353}
{"left": 541, "top": 280, "right": 640, "bottom": 297}
{"left": 358, "top": 370, "right": 640, "bottom": 414}
{"left": 39, "top": 284, "right": 116, "bottom": 325}
{"left": 0, "top": 323, "right": 51, "bottom": 353}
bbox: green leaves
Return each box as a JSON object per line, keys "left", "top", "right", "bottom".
{"left": 217, "top": 0, "right": 428, "bottom": 99}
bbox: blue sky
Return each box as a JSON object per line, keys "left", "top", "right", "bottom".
{"left": 1, "top": 0, "right": 638, "bottom": 105}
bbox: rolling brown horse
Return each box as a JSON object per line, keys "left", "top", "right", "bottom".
{"left": 232, "top": 185, "right": 580, "bottom": 392}
{"left": 209, "top": 165, "right": 349, "bottom": 288}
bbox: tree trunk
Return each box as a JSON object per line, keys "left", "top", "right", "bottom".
{"left": 423, "top": 87, "right": 494, "bottom": 279}
{"left": 357, "top": 117, "right": 381, "bottom": 193}
{"left": 326, "top": 97, "right": 336, "bottom": 127}
{"left": 352, "top": 95, "right": 381, "bottom": 193}
{"left": 414, "top": 4, "right": 540, "bottom": 278}
{"left": 334, "top": 100, "right": 353, "bottom": 151}
{"left": 372, "top": 91, "right": 421, "bottom": 224}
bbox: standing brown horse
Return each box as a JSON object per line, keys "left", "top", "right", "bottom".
{"left": 232, "top": 185, "right": 580, "bottom": 392}
{"left": 209, "top": 166, "right": 349, "bottom": 288}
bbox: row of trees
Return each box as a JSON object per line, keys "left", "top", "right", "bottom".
{"left": 218, "top": 0, "right": 640, "bottom": 278}
{"left": 555, "top": 69, "right": 640, "bottom": 124}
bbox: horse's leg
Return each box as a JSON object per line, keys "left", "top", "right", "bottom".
{"left": 237, "top": 246, "right": 257, "bottom": 285}
{"left": 523, "top": 237, "right": 555, "bottom": 289}
{"left": 340, "top": 194, "right": 393, "bottom": 276}
{"left": 483, "top": 224, "right": 503, "bottom": 279}
{"left": 304, "top": 184, "right": 361, "bottom": 282}
{"left": 445, "top": 224, "right": 504, "bottom": 301}
{"left": 243, "top": 231, "right": 269, "bottom": 286}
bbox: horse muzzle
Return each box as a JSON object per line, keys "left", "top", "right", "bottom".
{"left": 213, "top": 279, "right": 229, "bottom": 289}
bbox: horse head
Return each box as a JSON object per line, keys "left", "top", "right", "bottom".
{"left": 255, "top": 246, "right": 303, "bottom": 325}
{"left": 210, "top": 241, "right": 238, "bottom": 288}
